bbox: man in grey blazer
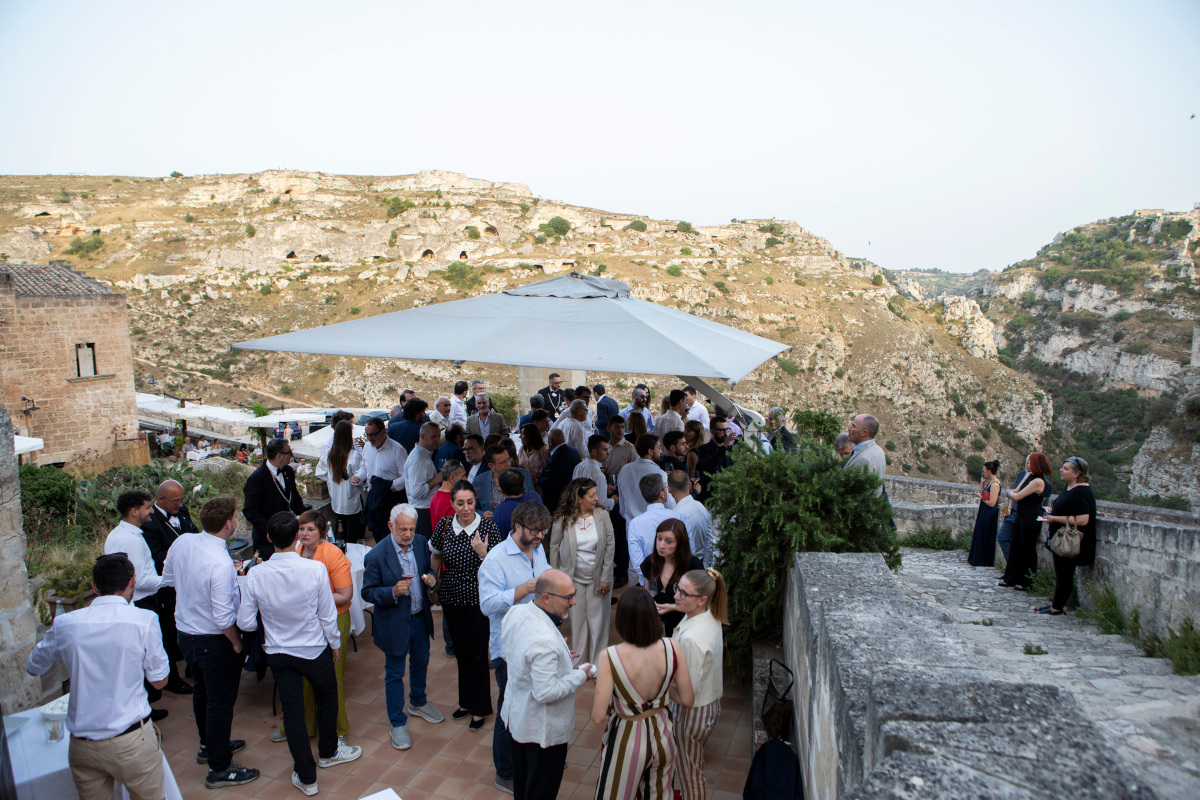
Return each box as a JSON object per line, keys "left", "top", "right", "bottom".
{"left": 843, "top": 414, "right": 886, "bottom": 496}
{"left": 466, "top": 393, "right": 511, "bottom": 439}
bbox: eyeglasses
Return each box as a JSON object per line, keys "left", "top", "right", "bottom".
{"left": 281, "top": 449, "right": 293, "bottom": 455}
{"left": 543, "top": 591, "right": 576, "bottom": 602}
{"left": 674, "top": 586, "right": 699, "bottom": 599}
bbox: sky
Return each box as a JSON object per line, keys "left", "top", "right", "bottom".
{"left": 1, "top": 1, "right": 1197, "bottom": 273}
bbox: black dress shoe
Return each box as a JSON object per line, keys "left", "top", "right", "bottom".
{"left": 150, "top": 708, "right": 169, "bottom": 722}
{"left": 166, "top": 678, "right": 193, "bottom": 695}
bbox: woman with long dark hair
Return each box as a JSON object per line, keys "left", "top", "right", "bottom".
{"left": 549, "top": 477, "right": 615, "bottom": 666}
{"left": 518, "top": 423, "right": 548, "bottom": 492}
{"left": 1037, "top": 457, "right": 1097, "bottom": 616}
{"left": 967, "top": 459, "right": 1001, "bottom": 567}
{"left": 625, "top": 410, "right": 648, "bottom": 444}
{"left": 640, "top": 518, "right": 703, "bottom": 637}
{"left": 316, "top": 420, "right": 364, "bottom": 543}
{"left": 999, "top": 452, "right": 1052, "bottom": 591}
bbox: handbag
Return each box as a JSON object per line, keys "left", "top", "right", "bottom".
{"left": 1048, "top": 517, "right": 1082, "bottom": 558}
{"left": 761, "top": 659, "right": 795, "bottom": 740}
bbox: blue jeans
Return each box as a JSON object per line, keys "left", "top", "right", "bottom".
{"left": 492, "top": 657, "right": 512, "bottom": 779}
{"left": 997, "top": 513, "right": 1017, "bottom": 561}
{"left": 177, "top": 632, "right": 243, "bottom": 772}
{"left": 384, "top": 613, "right": 430, "bottom": 727}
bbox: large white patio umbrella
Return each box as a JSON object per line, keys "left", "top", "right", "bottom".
{"left": 232, "top": 273, "right": 789, "bottom": 398}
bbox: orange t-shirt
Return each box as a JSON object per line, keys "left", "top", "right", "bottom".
{"left": 297, "top": 539, "right": 353, "bottom": 615}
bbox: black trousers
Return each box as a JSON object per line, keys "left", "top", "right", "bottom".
{"left": 177, "top": 632, "right": 243, "bottom": 772}
{"left": 154, "top": 588, "right": 185, "bottom": 671}
{"left": 416, "top": 507, "right": 433, "bottom": 541}
{"left": 609, "top": 509, "right": 629, "bottom": 586}
{"left": 268, "top": 647, "right": 338, "bottom": 785}
{"left": 133, "top": 595, "right": 164, "bottom": 703}
{"left": 512, "top": 741, "right": 567, "bottom": 800}
{"left": 1052, "top": 553, "right": 1076, "bottom": 610}
{"left": 442, "top": 605, "right": 493, "bottom": 717}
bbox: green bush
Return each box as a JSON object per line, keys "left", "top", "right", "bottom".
{"left": 1127, "top": 495, "right": 1190, "bottom": 511}
{"left": 623, "top": 219, "right": 647, "bottom": 232}
{"left": 269, "top": 196, "right": 280, "bottom": 207}
{"left": 20, "top": 465, "right": 76, "bottom": 519}
{"left": 442, "top": 261, "right": 501, "bottom": 292}
{"left": 384, "top": 197, "right": 415, "bottom": 219}
{"left": 183, "top": 213, "right": 195, "bottom": 223}
{"left": 666, "top": 265, "right": 683, "bottom": 277}
{"left": 887, "top": 295, "right": 907, "bottom": 319}
{"left": 1077, "top": 585, "right": 1132, "bottom": 635}
{"left": 765, "top": 237, "right": 783, "bottom": 248}
{"left": 680, "top": 247, "right": 692, "bottom": 256}
{"left": 757, "top": 222, "right": 784, "bottom": 236}
{"left": 1112, "top": 310, "right": 1132, "bottom": 323}
{"left": 1161, "top": 218, "right": 1193, "bottom": 240}
{"left": 677, "top": 221, "right": 696, "bottom": 235}
{"left": 170, "top": 171, "right": 183, "bottom": 178}
{"left": 904, "top": 525, "right": 971, "bottom": 550}
{"left": 794, "top": 278, "right": 806, "bottom": 286}
{"left": 53, "top": 187, "right": 70, "bottom": 204}
{"left": 245, "top": 224, "right": 256, "bottom": 238}
{"left": 314, "top": 254, "right": 331, "bottom": 263}
{"left": 789, "top": 408, "right": 842, "bottom": 445}
{"left": 465, "top": 226, "right": 481, "bottom": 239}
{"left": 259, "top": 285, "right": 271, "bottom": 296}
{"left": 65, "top": 235, "right": 103, "bottom": 256}
{"left": 834, "top": 367, "right": 846, "bottom": 378}
{"left": 777, "top": 358, "right": 799, "bottom": 376}
{"left": 713, "top": 281, "right": 729, "bottom": 293}
{"left": 1042, "top": 266, "right": 1064, "bottom": 287}
{"left": 871, "top": 274, "right": 884, "bottom": 286}
{"left": 388, "top": 228, "right": 398, "bottom": 247}
{"left": 518, "top": 203, "right": 530, "bottom": 215}
{"left": 765, "top": 276, "right": 774, "bottom": 285}
{"left": 349, "top": 306, "right": 360, "bottom": 314}
{"left": 534, "top": 235, "right": 548, "bottom": 245}
{"left": 1145, "top": 619, "right": 1200, "bottom": 675}
{"left": 491, "top": 392, "right": 518, "bottom": 425}
{"left": 965, "top": 454, "right": 985, "bottom": 479}
{"left": 711, "top": 442, "right": 898, "bottom": 671}
{"left": 539, "top": 216, "right": 572, "bottom": 237}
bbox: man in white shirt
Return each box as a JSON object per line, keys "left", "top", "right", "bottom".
{"left": 404, "top": 422, "right": 441, "bottom": 539}
{"left": 27, "top": 553, "right": 170, "bottom": 800}
{"left": 500, "top": 569, "right": 592, "bottom": 800}
{"left": 430, "top": 396, "right": 453, "bottom": 442}
{"left": 656, "top": 389, "right": 687, "bottom": 438}
{"left": 620, "top": 387, "right": 656, "bottom": 433}
{"left": 478, "top": 502, "right": 552, "bottom": 795}
{"left": 351, "top": 417, "right": 408, "bottom": 542}
{"left": 616, "top": 436, "right": 676, "bottom": 523}
{"left": 162, "top": 496, "right": 258, "bottom": 789}
{"left": 684, "top": 386, "right": 710, "bottom": 426}
{"left": 573, "top": 435, "right": 615, "bottom": 512}
{"left": 103, "top": 490, "right": 169, "bottom": 718}
{"left": 668, "top": 470, "right": 713, "bottom": 566}
{"left": 238, "top": 513, "right": 361, "bottom": 795}
{"left": 558, "top": 400, "right": 590, "bottom": 456}
{"left": 628, "top": 475, "right": 692, "bottom": 586}
{"left": 449, "top": 380, "right": 470, "bottom": 428}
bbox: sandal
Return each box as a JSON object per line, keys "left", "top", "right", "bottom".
{"left": 997, "top": 581, "right": 1016, "bottom": 588}
{"left": 1038, "top": 606, "right": 1064, "bottom": 616}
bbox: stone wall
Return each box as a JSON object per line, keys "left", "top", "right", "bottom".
{"left": 0, "top": 280, "right": 138, "bottom": 465}
{"left": 0, "top": 407, "right": 44, "bottom": 714}
{"left": 781, "top": 552, "right": 1151, "bottom": 799}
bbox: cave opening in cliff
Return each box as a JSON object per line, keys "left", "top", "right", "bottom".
{"left": 285, "top": 251, "right": 297, "bottom": 259}
{"left": 484, "top": 225, "right": 498, "bottom": 237}
{"left": 459, "top": 251, "right": 468, "bottom": 260}
{"left": 421, "top": 249, "right": 434, "bottom": 260}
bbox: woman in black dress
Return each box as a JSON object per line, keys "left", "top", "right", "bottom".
{"left": 1036, "top": 457, "right": 1097, "bottom": 615}
{"left": 640, "top": 518, "right": 703, "bottom": 636}
{"left": 967, "top": 459, "right": 1002, "bottom": 567}
{"left": 429, "top": 479, "right": 502, "bottom": 729}
{"left": 999, "top": 452, "right": 1053, "bottom": 591}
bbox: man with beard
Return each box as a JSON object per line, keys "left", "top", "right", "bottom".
{"left": 695, "top": 417, "right": 737, "bottom": 503}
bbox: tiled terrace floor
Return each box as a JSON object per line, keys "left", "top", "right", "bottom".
{"left": 155, "top": 597, "right": 753, "bottom": 800}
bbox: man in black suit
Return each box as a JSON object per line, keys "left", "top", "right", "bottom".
{"left": 141, "top": 479, "right": 198, "bottom": 695}
{"left": 242, "top": 438, "right": 306, "bottom": 559}
{"left": 537, "top": 373, "right": 566, "bottom": 422}
{"left": 539, "top": 429, "right": 581, "bottom": 515}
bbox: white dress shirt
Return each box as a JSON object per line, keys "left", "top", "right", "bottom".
{"left": 154, "top": 503, "right": 181, "bottom": 531}
{"left": 467, "top": 461, "right": 483, "bottom": 481}
{"left": 162, "top": 532, "right": 240, "bottom": 635}
{"left": 616, "top": 458, "right": 676, "bottom": 522}
{"left": 686, "top": 402, "right": 710, "bottom": 426}
{"left": 103, "top": 520, "right": 162, "bottom": 602}
{"left": 627, "top": 503, "right": 692, "bottom": 585}
{"left": 449, "top": 395, "right": 469, "bottom": 428}
{"left": 656, "top": 410, "right": 685, "bottom": 437}
{"left": 403, "top": 445, "right": 438, "bottom": 510}
{"left": 356, "top": 436, "right": 408, "bottom": 492}
{"left": 237, "top": 551, "right": 339, "bottom": 659}
{"left": 572, "top": 458, "right": 614, "bottom": 511}
{"left": 500, "top": 602, "right": 587, "bottom": 748}
{"left": 558, "top": 416, "right": 589, "bottom": 456}
{"left": 673, "top": 609, "right": 723, "bottom": 707}
{"left": 26, "top": 596, "right": 169, "bottom": 739}
{"left": 316, "top": 447, "right": 364, "bottom": 515}
{"left": 672, "top": 494, "right": 713, "bottom": 566}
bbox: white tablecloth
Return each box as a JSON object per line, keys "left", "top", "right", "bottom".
{"left": 5, "top": 710, "right": 182, "bottom": 800}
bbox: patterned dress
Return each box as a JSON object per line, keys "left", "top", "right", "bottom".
{"left": 595, "top": 640, "right": 679, "bottom": 800}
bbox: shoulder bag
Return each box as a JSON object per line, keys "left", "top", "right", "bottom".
{"left": 1048, "top": 515, "right": 1082, "bottom": 558}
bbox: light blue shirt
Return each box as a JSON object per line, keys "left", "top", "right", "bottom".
{"left": 620, "top": 405, "right": 656, "bottom": 433}
{"left": 478, "top": 536, "right": 549, "bottom": 660}
{"left": 392, "top": 536, "right": 423, "bottom": 614}
{"left": 627, "top": 503, "right": 692, "bottom": 586}
{"left": 672, "top": 495, "right": 712, "bottom": 566}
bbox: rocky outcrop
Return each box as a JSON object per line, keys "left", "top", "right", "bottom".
{"left": 1130, "top": 426, "right": 1200, "bottom": 499}
{"left": 939, "top": 294, "right": 998, "bottom": 359}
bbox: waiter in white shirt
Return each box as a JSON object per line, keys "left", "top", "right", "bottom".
{"left": 404, "top": 422, "right": 441, "bottom": 540}
{"left": 162, "top": 496, "right": 259, "bottom": 790}
{"left": 351, "top": 417, "right": 408, "bottom": 543}
{"left": 103, "top": 489, "right": 169, "bottom": 718}
{"left": 27, "top": 553, "right": 170, "bottom": 800}
{"left": 238, "top": 512, "right": 361, "bottom": 795}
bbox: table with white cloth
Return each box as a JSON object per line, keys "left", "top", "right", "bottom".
{"left": 4, "top": 710, "right": 183, "bottom": 800}
{"left": 237, "top": 548, "right": 367, "bottom": 636}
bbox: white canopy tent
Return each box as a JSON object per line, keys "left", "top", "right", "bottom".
{"left": 232, "top": 273, "right": 790, "bottom": 415}
{"left": 292, "top": 422, "right": 366, "bottom": 460}
{"left": 14, "top": 435, "right": 44, "bottom": 456}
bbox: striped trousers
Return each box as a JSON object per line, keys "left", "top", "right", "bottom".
{"left": 670, "top": 699, "right": 720, "bottom": 800}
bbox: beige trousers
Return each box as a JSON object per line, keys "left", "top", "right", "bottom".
{"left": 569, "top": 579, "right": 612, "bottom": 667}
{"left": 69, "top": 722, "right": 165, "bottom": 800}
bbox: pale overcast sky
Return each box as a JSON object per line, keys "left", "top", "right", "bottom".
{"left": 1, "top": 1, "right": 1196, "bottom": 272}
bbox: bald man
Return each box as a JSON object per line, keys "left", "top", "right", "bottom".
{"left": 844, "top": 414, "right": 886, "bottom": 496}
{"left": 140, "top": 479, "right": 198, "bottom": 694}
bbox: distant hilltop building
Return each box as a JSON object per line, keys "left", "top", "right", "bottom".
{"left": 0, "top": 261, "right": 138, "bottom": 466}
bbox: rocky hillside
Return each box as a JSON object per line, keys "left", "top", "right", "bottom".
{"left": 0, "top": 170, "right": 1062, "bottom": 486}
{"left": 923, "top": 208, "right": 1200, "bottom": 504}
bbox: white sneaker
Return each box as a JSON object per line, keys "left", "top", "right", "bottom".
{"left": 292, "top": 772, "right": 318, "bottom": 796}
{"left": 318, "top": 743, "right": 362, "bottom": 768}
{"left": 409, "top": 703, "right": 445, "bottom": 724}
{"left": 271, "top": 728, "right": 288, "bottom": 743}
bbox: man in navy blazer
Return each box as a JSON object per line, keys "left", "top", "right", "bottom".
{"left": 473, "top": 445, "right": 535, "bottom": 514}
{"left": 360, "top": 504, "right": 445, "bottom": 751}
{"left": 539, "top": 429, "right": 582, "bottom": 515}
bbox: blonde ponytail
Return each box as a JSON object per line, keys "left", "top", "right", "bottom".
{"left": 684, "top": 568, "right": 729, "bottom": 625}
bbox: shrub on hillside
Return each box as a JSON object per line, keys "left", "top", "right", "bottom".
{"left": 465, "top": 226, "right": 481, "bottom": 239}
{"left": 623, "top": 219, "right": 647, "bottom": 233}
{"left": 538, "top": 216, "right": 571, "bottom": 237}
{"left": 384, "top": 197, "right": 415, "bottom": 219}
{"left": 666, "top": 265, "right": 683, "bottom": 277}
{"left": 871, "top": 274, "right": 884, "bottom": 286}
{"left": 1161, "top": 218, "right": 1193, "bottom": 240}
{"left": 710, "top": 442, "right": 898, "bottom": 672}
{"left": 758, "top": 222, "right": 784, "bottom": 236}
{"left": 765, "top": 237, "right": 783, "bottom": 248}
{"left": 677, "top": 221, "right": 696, "bottom": 234}
{"left": 245, "top": 224, "right": 256, "bottom": 238}
{"left": 65, "top": 235, "right": 102, "bottom": 257}
{"left": 965, "top": 454, "right": 985, "bottom": 479}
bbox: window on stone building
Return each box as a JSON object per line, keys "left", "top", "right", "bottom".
{"left": 76, "top": 343, "right": 96, "bottom": 378}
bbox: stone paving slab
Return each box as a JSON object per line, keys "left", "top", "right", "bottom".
{"left": 895, "top": 548, "right": 1200, "bottom": 800}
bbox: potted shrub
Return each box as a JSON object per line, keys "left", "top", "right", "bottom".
{"left": 42, "top": 561, "right": 96, "bottom": 621}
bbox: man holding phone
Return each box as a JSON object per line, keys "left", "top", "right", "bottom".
{"left": 695, "top": 416, "right": 737, "bottom": 503}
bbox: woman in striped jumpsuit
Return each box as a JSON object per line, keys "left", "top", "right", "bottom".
{"left": 591, "top": 590, "right": 694, "bottom": 800}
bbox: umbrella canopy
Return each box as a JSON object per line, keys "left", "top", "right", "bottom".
{"left": 246, "top": 412, "right": 325, "bottom": 429}
{"left": 232, "top": 273, "right": 789, "bottom": 384}
{"left": 14, "top": 435, "right": 44, "bottom": 456}
{"left": 292, "top": 422, "right": 366, "bottom": 460}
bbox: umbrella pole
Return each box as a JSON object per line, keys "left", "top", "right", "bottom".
{"left": 676, "top": 375, "right": 746, "bottom": 424}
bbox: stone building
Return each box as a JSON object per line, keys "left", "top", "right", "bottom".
{"left": 0, "top": 262, "right": 138, "bottom": 466}
{"left": 0, "top": 408, "right": 43, "bottom": 713}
